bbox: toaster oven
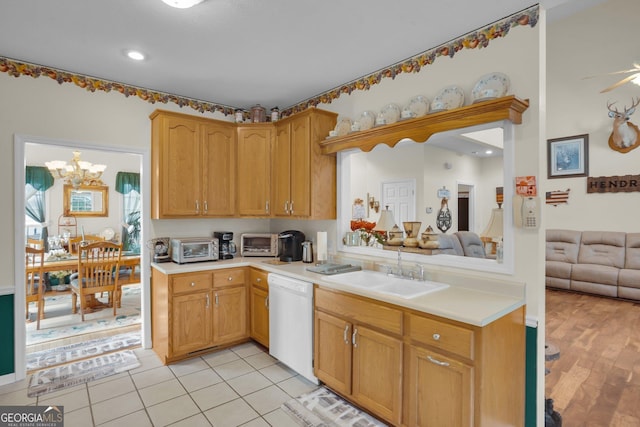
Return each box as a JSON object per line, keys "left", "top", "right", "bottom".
{"left": 170, "top": 237, "right": 219, "bottom": 264}
{"left": 240, "top": 233, "right": 278, "bottom": 257}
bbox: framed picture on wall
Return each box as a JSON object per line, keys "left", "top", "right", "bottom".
{"left": 547, "top": 134, "right": 589, "bottom": 178}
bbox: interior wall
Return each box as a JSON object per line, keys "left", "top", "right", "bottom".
{"left": 545, "top": 0, "right": 640, "bottom": 231}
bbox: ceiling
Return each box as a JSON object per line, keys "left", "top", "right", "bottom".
{"left": 0, "top": 0, "right": 602, "bottom": 111}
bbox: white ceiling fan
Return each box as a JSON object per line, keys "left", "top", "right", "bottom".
{"left": 584, "top": 62, "right": 640, "bottom": 93}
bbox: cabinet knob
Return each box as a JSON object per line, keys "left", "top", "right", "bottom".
{"left": 256, "top": 278, "right": 262, "bottom": 282}
{"left": 190, "top": 282, "right": 195, "bottom": 287}
{"left": 432, "top": 333, "right": 441, "bottom": 341}
{"left": 228, "top": 276, "right": 233, "bottom": 281}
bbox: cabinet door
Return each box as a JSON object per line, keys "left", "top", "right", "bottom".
{"left": 314, "top": 311, "right": 352, "bottom": 396}
{"left": 213, "top": 286, "right": 248, "bottom": 344}
{"left": 250, "top": 285, "right": 269, "bottom": 347}
{"left": 237, "top": 126, "right": 272, "bottom": 216}
{"left": 289, "top": 115, "right": 311, "bottom": 217}
{"left": 201, "top": 122, "right": 236, "bottom": 216}
{"left": 272, "top": 122, "right": 292, "bottom": 217}
{"left": 171, "top": 291, "right": 212, "bottom": 356}
{"left": 158, "top": 116, "right": 202, "bottom": 216}
{"left": 407, "top": 345, "right": 473, "bottom": 427}
{"left": 351, "top": 324, "right": 403, "bottom": 425}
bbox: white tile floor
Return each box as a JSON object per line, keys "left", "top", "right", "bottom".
{"left": 0, "top": 341, "right": 318, "bottom": 427}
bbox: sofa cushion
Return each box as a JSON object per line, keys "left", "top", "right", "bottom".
{"left": 546, "top": 229, "right": 581, "bottom": 264}
{"left": 625, "top": 233, "right": 640, "bottom": 269}
{"left": 437, "top": 234, "right": 464, "bottom": 256}
{"left": 619, "top": 269, "right": 640, "bottom": 289}
{"left": 454, "top": 232, "right": 486, "bottom": 258}
{"left": 577, "top": 231, "right": 626, "bottom": 269}
{"left": 571, "top": 263, "right": 619, "bottom": 286}
{"left": 546, "top": 260, "right": 572, "bottom": 280}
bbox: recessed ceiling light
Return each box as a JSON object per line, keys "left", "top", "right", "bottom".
{"left": 126, "top": 50, "right": 145, "bottom": 61}
{"left": 161, "top": 0, "right": 205, "bottom": 8}
{"left": 485, "top": 150, "right": 493, "bottom": 155}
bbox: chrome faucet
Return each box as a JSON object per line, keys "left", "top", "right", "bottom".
{"left": 397, "top": 247, "right": 403, "bottom": 275}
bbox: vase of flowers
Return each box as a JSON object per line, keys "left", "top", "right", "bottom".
{"left": 350, "top": 220, "right": 384, "bottom": 246}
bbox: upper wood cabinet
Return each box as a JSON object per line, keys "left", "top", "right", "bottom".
{"left": 273, "top": 108, "right": 337, "bottom": 219}
{"left": 236, "top": 124, "right": 273, "bottom": 217}
{"left": 151, "top": 107, "right": 337, "bottom": 219}
{"left": 150, "top": 110, "right": 236, "bottom": 218}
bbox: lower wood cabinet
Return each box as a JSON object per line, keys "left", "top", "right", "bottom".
{"left": 151, "top": 267, "right": 249, "bottom": 363}
{"left": 314, "top": 286, "right": 525, "bottom": 427}
{"left": 249, "top": 268, "right": 269, "bottom": 348}
{"left": 314, "top": 288, "right": 403, "bottom": 426}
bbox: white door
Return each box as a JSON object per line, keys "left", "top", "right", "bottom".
{"left": 381, "top": 179, "right": 416, "bottom": 225}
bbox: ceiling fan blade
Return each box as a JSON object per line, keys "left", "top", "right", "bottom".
{"left": 582, "top": 68, "right": 637, "bottom": 80}
{"left": 600, "top": 73, "right": 639, "bottom": 93}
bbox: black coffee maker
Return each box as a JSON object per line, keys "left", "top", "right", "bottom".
{"left": 213, "top": 231, "right": 236, "bottom": 260}
{"left": 279, "top": 230, "right": 305, "bottom": 262}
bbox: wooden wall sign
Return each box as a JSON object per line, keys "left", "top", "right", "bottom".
{"left": 587, "top": 175, "right": 640, "bottom": 193}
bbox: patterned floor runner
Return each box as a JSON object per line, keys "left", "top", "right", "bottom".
{"left": 28, "top": 349, "right": 141, "bottom": 397}
{"left": 26, "top": 331, "right": 141, "bottom": 371}
{"left": 282, "top": 387, "right": 388, "bottom": 427}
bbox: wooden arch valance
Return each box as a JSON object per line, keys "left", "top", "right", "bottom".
{"left": 319, "top": 95, "right": 529, "bottom": 154}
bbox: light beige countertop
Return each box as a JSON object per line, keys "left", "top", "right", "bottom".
{"left": 151, "top": 256, "right": 525, "bottom": 328}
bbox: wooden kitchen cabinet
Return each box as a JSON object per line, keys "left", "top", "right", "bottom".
{"left": 151, "top": 267, "right": 248, "bottom": 364}
{"left": 273, "top": 108, "right": 338, "bottom": 218}
{"left": 150, "top": 110, "right": 236, "bottom": 218}
{"left": 249, "top": 268, "right": 269, "bottom": 348}
{"left": 314, "top": 286, "right": 525, "bottom": 427}
{"left": 314, "top": 287, "right": 403, "bottom": 425}
{"left": 212, "top": 268, "right": 248, "bottom": 345}
{"left": 237, "top": 124, "right": 273, "bottom": 216}
{"left": 405, "top": 307, "right": 525, "bottom": 427}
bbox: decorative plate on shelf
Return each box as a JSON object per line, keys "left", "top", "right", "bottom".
{"left": 407, "top": 95, "right": 430, "bottom": 117}
{"left": 359, "top": 111, "right": 376, "bottom": 130}
{"left": 431, "top": 85, "right": 465, "bottom": 112}
{"left": 471, "top": 72, "right": 510, "bottom": 102}
{"left": 334, "top": 117, "right": 352, "bottom": 136}
{"left": 380, "top": 103, "right": 401, "bottom": 124}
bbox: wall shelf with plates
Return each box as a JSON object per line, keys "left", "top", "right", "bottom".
{"left": 319, "top": 95, "right": 529, "bottom": 154}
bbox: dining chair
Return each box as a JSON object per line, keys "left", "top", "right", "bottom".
{"left": 68, "top": 234, "right": 105, "bottom": 256}
{"left": 70, "top": 241, "right": 122, "bottom": 321}
{"left": 115, "top": 263, "right": 141, "bottom": 308}
{"left": 25, "top": 246, "right": 45, "bottom": 330}
{"left": 27, "top": 238, "right": 44, "bottom": 250}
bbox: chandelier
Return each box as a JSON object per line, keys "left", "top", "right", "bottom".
{"left": 45, "top": 151, "right": 106, "bottom": 188}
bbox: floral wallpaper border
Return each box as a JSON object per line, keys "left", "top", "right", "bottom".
{"left": 0, "top": 5, "right": 537, "bottom": 118}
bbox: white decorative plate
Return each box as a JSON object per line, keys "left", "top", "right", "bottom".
{"left": 381, "top": 103, "right": 401, "bottom": 124}
{"left": 335, "top": 117, "right": 352, "bottom": 136}
{"left": 359, "top": 111, "right": 376, "bottom": 130}
{"left": 431, "top": 85, "right": 465, "bottom": 112}
{"left": 101, "top": 227, "right": 115, "bottom": 241}
{"left": 407, "top": 95, "right": 430, "bottom": 117}
{"left": 471, "top": 72, "right": 510, "bottom": 101}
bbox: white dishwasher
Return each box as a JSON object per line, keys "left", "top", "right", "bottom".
{"left": 267, "top": 273, "right": 318, "bottom": 384}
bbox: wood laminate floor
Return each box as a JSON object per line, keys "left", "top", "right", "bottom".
{"left": 545, "top": 289, "right": 640, "bottom": 427}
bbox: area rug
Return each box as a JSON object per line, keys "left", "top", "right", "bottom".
{"left": 26, "top": 331, "right": 142, "bottom": 371}
{"left": 282, "top": 387, "right": 388, "bottom": 427}
{"left": 26, "top": 286, "right": 141, "bottom": 346}
{"left": 28, "top": 350, "right": 141, "bottom": 397}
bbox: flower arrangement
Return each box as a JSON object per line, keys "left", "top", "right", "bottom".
{"left": 350, "top": 220, "right": 384, "bottom": 246}
{"left": 49, "top": 270, "right": 72, "bottom": 280}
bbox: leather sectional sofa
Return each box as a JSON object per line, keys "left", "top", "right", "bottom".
{"left": 546, "top": 229, "right": 640, "bottom": 300}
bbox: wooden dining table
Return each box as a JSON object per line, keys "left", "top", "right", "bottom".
{"left": 41, "top": 253, "right": 141, "bottom": 311}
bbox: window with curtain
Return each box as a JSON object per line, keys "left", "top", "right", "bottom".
{"left": 116, "top": 172, "right": 141, "bottom": 252}
{"left": 25, "top": 166, "right": 54, "bottom": 250}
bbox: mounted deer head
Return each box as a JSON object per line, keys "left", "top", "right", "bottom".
{"left": 607, "top": 97, "right": 640, "bottom": 153}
